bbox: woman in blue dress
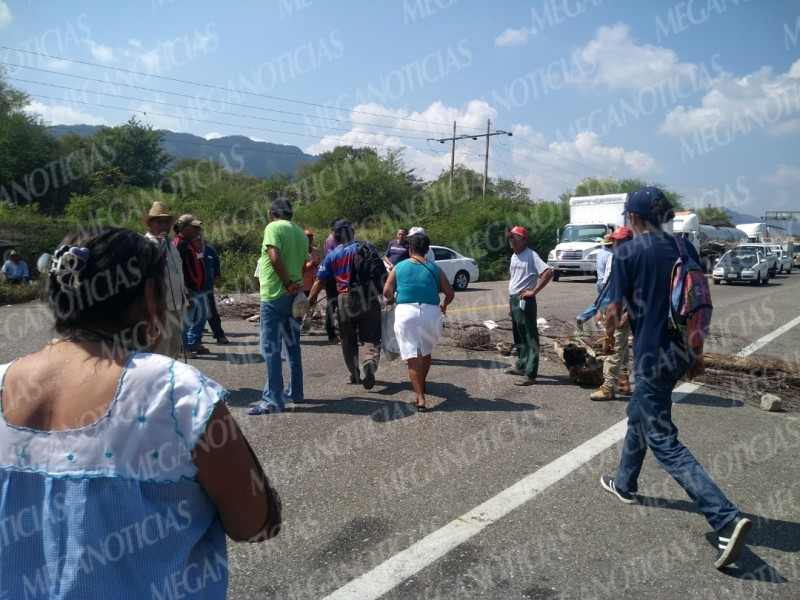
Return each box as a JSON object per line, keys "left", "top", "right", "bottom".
{"left": 0, "top": 227, "right": 281, "bottom": 598}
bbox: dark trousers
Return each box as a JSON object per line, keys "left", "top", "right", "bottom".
{"left": 338, "top": 290, "right": 381, "bottom": 379}
{"left": 325, "top": 277, "right": 339, "bottom": 340}
{"left": 205, "top": 288, "right": 225, "bottom": 338}
{"left": 510, "top": 295, "right": 540, "bottom": 378}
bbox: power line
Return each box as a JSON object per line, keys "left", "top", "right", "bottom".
{"left": 13, "top": 77, "right": 439, "bottom": 142}
{"left": 6, "top": 65, "right": 450, "bottom": 138}
{"left": 27, "top": 95, "right": 443, "bottom": 180}
{"left": 512, "top": 135, "right": 610, "bottom": 178}
{"left": 0, "top": 47, "right": 479, "bottom": 131}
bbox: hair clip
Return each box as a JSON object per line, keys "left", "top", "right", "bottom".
{"left": 50, "top": 245, "right": 91, "bottom": 289}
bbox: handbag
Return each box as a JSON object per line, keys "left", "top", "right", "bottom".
{"left": 381, "top": 305, "right": 401, "bottom": 361}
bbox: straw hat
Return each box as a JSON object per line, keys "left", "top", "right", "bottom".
{"left": 140, "top": 201, "right": 173, "bottom": 227}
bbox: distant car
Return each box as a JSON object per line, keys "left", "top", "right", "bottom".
{"left": 736, "top": 243, "right": 777, "bottom": 276}
{"left": 794, "top": 243, "right": 800, "bottom": 269}
{"left": 712, "top": 248, "right": 770, "bottom": 285}
{"left": 767, "top": 245, "right": 793, "bottom": 274}
{"left": 430, "top": 245, "right": 479, "bottom": 291}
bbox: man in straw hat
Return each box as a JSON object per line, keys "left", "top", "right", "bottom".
{"left": 575, "top": 231, "right": 614, "bottom": 332}
{"left": 141, "top": 201, "right": 186, "bottom": 358}
{"left": 2, "top": 250, "right": 30, "bottom": 284}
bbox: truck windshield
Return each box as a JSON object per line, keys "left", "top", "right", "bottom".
{"left": 561, "top": 225, "right": 607, "bottom": 243}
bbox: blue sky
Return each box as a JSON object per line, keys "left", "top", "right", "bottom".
{"left": 2, "top": 0, "right": 799, "bottom": 215}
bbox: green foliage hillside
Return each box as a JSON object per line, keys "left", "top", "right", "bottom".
{"left": 0, "top": 70, "right": 684, "bottom": 300}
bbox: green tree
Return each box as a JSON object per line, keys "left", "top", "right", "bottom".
{"left": 92, "top": 117, "right": 172, "bottom": 188}
{"left": 564, "top": 176, "right": 684, "bottom": 210}
{"left": 294, "top": 146, "right": 420, "bottom": 224}
{"left": 695, "top": 205, "right": 734, "bottom": 227}
{"left": 0, "top": 69, "right": 62, "bottom": 212}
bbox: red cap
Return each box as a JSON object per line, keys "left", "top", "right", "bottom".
{"left": 304, "top": 229, "right": 314, "bottom": 237}
{"left": 508, "top": 225, "right": 528, "bottom": 239}
{"left": 611, "top": 226, "right": 633, "bottom": 240}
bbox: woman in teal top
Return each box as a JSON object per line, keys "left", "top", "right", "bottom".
{"left": 383, "top": 232, "right": 454, "bottom": 411}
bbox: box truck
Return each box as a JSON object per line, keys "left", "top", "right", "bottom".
{"left": 547, "top": 194, "right": 628, "bottom": 281}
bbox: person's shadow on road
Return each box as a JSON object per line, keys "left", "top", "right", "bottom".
{"left": 636, "top": 495, "right": 798, "bottom": 584}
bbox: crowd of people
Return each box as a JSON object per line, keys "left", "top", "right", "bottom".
{"left": 0, "top": 186, "right": 751, "bottom": 595}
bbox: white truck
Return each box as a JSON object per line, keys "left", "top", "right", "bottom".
{"left": 547, "top": 194, "right": 628, "bottom": 281}
{"left": 672, "top": 211, "right": 748, "bottom": 273}
{"left": 736, "top": 222, "right": 768, "bottom": 243}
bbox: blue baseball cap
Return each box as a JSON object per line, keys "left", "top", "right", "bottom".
{"left": 622, "top": 186, "right": 674, "bottom": 220}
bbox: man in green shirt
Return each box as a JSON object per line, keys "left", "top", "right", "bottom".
{"left": 246, "top": 198, "right": 309, "bottom": 415}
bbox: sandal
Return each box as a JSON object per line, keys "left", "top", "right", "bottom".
{"left": 514, "top": 377, "right": 536, "bottom": 386}
{"left": 416, "top": 404, "right": 431, "bottom": 412}
{"left": 504, "top": 367, "right": 525, "bottom": 376}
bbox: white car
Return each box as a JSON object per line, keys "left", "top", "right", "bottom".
{"left": 736, "top": 243, "right": 778, "bottom": 276}
{"left": 430, "top": 245, "right": 479, "bottom": 291}
{"left": 712, "top": 248, "right": 770, "bottom": 285}
{"left": 768, "top": 246, "right": 793, "bottom": 274}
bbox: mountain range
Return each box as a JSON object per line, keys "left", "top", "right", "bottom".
{"left": 46, "top": 125, "right": 318, "bottom": 180}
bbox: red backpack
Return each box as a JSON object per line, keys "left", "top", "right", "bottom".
{"left": 668, "top": 235, "right": 713, "bottom": 349}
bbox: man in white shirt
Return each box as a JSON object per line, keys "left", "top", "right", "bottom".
{"left": 505, "top": 226, "right": 553, "bottom": 386}
{"left": 141, "top": 201, "right": 186, "bottom": 358}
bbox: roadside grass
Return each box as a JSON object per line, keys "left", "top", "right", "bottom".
{"left": 0, "top": 281, "right": 42, "bottom": 305}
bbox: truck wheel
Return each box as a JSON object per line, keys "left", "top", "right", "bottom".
{"left": 713, "top": 279, "right": 720, "bottom": 285}
{"left": 762, "top": 274, "right": 770, "bottom": 285}
{"left": 752, "top": 273, "right": 761, "bottom": 286}
{"left": 552, "top": 270, "right": 560, "bottom": 282}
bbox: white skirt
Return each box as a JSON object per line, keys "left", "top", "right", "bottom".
{"left": 394, "top": 303, "right": 442, "bottom": 360}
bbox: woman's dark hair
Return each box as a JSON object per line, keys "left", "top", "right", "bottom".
{"left": 407, "top": 233, "right": 430, "bottom": 256}
{"left": 46, "top": 227, "right": 166, "bottom": 343}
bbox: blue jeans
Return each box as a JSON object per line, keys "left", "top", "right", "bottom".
{"left": 614, "top": 364, "right": 739, "bottom": 531}
{"left": 577, "top": 280, "right": 604, "bottom": 324}
{"left": 183, "top": 290, "right": 207, "bottom": 348}
{"left": 260, "top": 295, "right": 303, "bottom": 409}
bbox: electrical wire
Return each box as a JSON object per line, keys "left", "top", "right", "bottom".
{"left": 0, "top": 47, "right": 483, "bottom": 131}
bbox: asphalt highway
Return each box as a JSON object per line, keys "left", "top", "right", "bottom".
{"left": 1, "top": 272, "right": 798, "bottom": 599}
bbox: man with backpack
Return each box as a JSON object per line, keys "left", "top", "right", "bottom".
{"left": 307, "top": 219, "right": 386, "bottom": 389}
{"left": 599, "top": 186, "right": 750, "bottom": 570}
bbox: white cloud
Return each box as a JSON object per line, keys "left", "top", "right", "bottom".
{"left": 304, "top": 100, "right": 659, "bottom": 200}
{"left": 24, "top": 101, "right": 106, "bottom": 126}
{"left": 659, "top": 60, "right": 800, "bottom": 138}
{"left": 138, "top": 50, "right": 162, "bottom": 75}
{"left": 574, "top": 23, "right": 698, "bottom": 91}
{"left": 204, "top": 132, "right": 223, "bottom": 140}
{"left": 0, "top": 1, "right": 11, "bottom": 28}
{"left": 87, "top": 41, "right": 115, "bottom": 64}
{"left": 494, "top": 27, "right": 532, "bottom": 47}
{"left": 762, "top": 163, "right": 800, "bottom": 188}
{"left": 41, "top": 57, "right": 72, "bottom": 72}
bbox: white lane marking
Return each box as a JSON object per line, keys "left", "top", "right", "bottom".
{"left": 324, "top": 421, "right": 629, "bottom": 600}
{"left": 323, "top": 317, "right": 800, "bottom": 600}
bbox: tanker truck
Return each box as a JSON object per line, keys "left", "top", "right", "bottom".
{"left": 546, "top": 193, "right": 628, "bottom": 281}
{"left": 673, "top": 211, "right": 748, "bottom": 272}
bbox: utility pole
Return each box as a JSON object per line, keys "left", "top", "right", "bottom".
{"left": 483, "top": 119, "right": 491, "bottom": 198}
{"left": 429, "top": 120, "right": 512, "bottom": 197}
{"left": 449, "top": 121, "right": 456, "bottom": 189}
